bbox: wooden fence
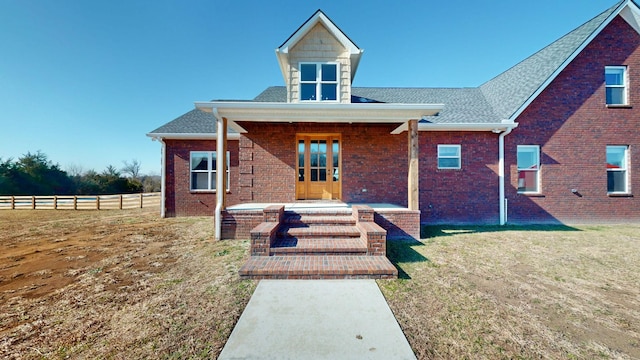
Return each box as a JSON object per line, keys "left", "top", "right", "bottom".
{"left": 0, "top": 192, "right": 161, "bottom": 210}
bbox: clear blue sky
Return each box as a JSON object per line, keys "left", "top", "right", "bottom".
{"left": 0, "top": 0, "right": 615, "bottom": 175}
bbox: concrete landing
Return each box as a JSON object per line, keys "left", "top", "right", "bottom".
{"left": 218, "top": 280, "right": 416, "bottom": 360}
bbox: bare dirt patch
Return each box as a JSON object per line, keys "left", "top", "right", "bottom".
{"left": 380, "top": 225, "right": 640, "bottom": 359}
{"left": 0, "top": 209, "right": 255, "bottom": 359}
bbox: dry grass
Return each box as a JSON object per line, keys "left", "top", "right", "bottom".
{"left": 2, "top": 210, "right": 639, "bottom": 359}
{"left": 379, "top": 224, "right": 640, "bottom": 359}
{"left": 0, "top": 209, "right": 255, "bottom": 359}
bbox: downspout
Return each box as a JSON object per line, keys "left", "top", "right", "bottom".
{"left": 213, "top": 108, "right": 224, "bottom": 241}
{"left": 151, "top": 136, "right": 167, "bottom": 218}
{"left": 159, "top": 138, "right": 166, "bottom": 218}
{"left": 498, "top": 127, "right": 514, "bottom": 225}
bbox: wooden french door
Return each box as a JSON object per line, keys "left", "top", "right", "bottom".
{"left": 296, "top": 134, "right": 341, "bottom": 200}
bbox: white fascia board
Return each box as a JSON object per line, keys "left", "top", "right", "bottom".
{"left": 194, "top": 101, "right": 443, "bottom": 123}
{"left": 418, "top": 122, "right": 518, "bottom": 132}
{"left": 278, "top": 12, "right": 360, "bottom": 55}
{"left": 509, "top": 0, "right": 631, "bottom": 121}
{"left": 146, "top": 133, "right": 241, "bottom": 140}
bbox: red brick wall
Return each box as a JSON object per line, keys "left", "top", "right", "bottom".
{"left": 164, "top": 139, "right": 240, "bottom": 217}
{"left": 420, "top": 131, "right": 500, "bottom": 224}
{"left": 507, "top": 15, "right": 640, "bottom": 223}
{"left": 235, "top": 122, "right": 410, "bottom": 205}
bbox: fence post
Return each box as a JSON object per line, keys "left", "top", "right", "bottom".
{"left": 54, "top": 195, "right": 57, "bottom": 209}
{"left": 140, "top": 193, "right": 143, "bottom": 208}
{"left": 74, "top": 196, "right": 77, "bottom": 210}
{"left": 119, "top": 195, "right": 123, "bottom": 210}
{"left": 11, "top": 196, "right": 15, "bottom": 210}
{"left": 32, "top": 196, "right": 36, "bottom": 210}
{"left": 96, "top": 196, "right": 100, "bottom": 210}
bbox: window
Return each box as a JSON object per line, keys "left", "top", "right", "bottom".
{"left": 607, "top": 145, "right": 629, "bottom": 193}
{"left": 300, "top": 63, "right": 338, "bottom": 101}
{"left": 517, "top": 145, "right": 540, "bottom": 193}
{"left": 437, "top": 145, "right": 461, "bottom": 169}
{"left": 605, "top": 66, "right": 627, "bottom": 105}
{"left": 190, "top": 151, "right": 230, "bottom": 192}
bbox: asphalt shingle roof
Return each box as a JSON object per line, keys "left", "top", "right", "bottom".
{"left": 149, "top": 1, "right": 629, "bottom": 135}
{"left": 479, "top": 0, "right": 624, "bottom": 120}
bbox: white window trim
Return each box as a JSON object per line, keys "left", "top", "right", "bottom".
{"left": 517, "top": 145, "right": 541, "bottom": 194}
{"left": 190, "top": 151, "right": 230, "bottom": 192}
{"left": 605, "top": 66, "right": 628, "bottom": 105}
{"left": 299, "top": 62, "right": 340, "bottom": 102}
{"left": 437, "top": 144, "right": 461, "bottom": 169}
{"left": 607, "top": 145, "right": 629, "bottom": 194}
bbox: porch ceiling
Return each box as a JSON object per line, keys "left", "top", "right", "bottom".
{"left": 194, "top": 101, "right": 443, "bottom": 133}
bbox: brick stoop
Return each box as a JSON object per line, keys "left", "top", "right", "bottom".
{"left": 239, "top": 205, "right": 398, "bottom": 279}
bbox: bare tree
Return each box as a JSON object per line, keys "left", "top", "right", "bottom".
{"left": 122, "top": 159, "right": 141, "bottom": 179}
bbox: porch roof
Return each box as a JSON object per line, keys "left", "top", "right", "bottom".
{"left": 194, "top": 101, "right": 444, "bottom": 134}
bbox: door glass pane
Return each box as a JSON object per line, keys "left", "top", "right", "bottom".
{"left": 298, "top": 140, "right": 305, "bottom": 167}
{"left": 319, "top": 169, "right": 327, "bottom": 181}
{"left": 333, "top": 140, "right": 339, "bottom": 181}
{"left": 310, "top": 152, "right": 318, "bottom": 167}
{"left": 298, "top": 168, "right": 304, "bottom": 182}
{"left": 311, "top": 169, "right": 318, "bottom": 181}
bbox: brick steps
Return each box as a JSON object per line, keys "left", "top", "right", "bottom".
{"left": 277, "top": 225, "right": 361, "bottom": 239}
{"left": 284, "top": 215, "right": 356, "bottom": 226}
{"left": 242, "top": 205, "right": 397, "bottom": 279}
{"left": 270, "top": 237, "right": 367, "bottom": 255}
{"left": 239, "top": 255, "right": 398, "bottom": 280}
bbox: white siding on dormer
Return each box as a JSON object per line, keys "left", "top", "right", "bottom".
{"left": 288, "top": 23, "right": 351, "bottom": 103}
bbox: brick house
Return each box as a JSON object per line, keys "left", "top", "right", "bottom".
{"left": 148, "top": 0, "right": 640, "bottom": 244}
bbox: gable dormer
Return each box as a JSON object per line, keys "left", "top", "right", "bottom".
{"left": 275, "top": 10, "right": 363, "bottom": 103}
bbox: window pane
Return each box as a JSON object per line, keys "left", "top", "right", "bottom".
{"left": 321, "top": 84, "right": 337, "bottom": 100}
{"left": 438, "top": 158, "right": 460, "bottom": 169}
{"left": 211, "top": 152, "right": 217, "bottom": 169}
{"left": 301, "top": 84, "right": 316, "bottom": 100}
{"left": 518, "top": 171, "right": 538, "bottom": 192}
{"left": 191, "top": 153, "right": 209, "bottom": 171}
{"left": 438, "top": 146, "right": 460, "bottom": 157}
{"left": 300, "top": 64, "right": 317, "bottom": 81}
{"left": 310, "top": 153, "right": 318, "bottom": 167}
{"left": 605, "top": 68, "right": 624, "bottom": 85}
{"left": 332, "top": 168, "right": 339, "bottom": 181}
{"left": 321, "top": 64, "right": 337, "bottom": 81}
{"left": 210, "top": 172, "right": 217, "bottom": 190}
{"left": 298, "top": 168, "right": 304, "bottom": 182}
{"left": 606, "top": 146, "right": 626, "bottom": 169}
{"left": 517, "top": 147, "right": 538, "bottom": 170}
{"left": 311, "top": 169, "right": 318, "bottom": 181}
{"left": 319, "top": 169, "right": 327, "bottom": 181}
{"left": 192, "top": 173, "right": 209, "bottom": 190}
{"left": 606, "top": 88, "right": 624, "bottom": 105}
{"left": 608, "top": 171, "right": 626, "bottom": 192}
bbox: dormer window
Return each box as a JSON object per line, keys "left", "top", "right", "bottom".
{"left": 300, "top": 63, "right": 338, "bottom": 101}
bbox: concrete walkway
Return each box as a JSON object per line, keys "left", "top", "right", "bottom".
{"left": 218, "top": 280, "right": 416, "bottom": 360}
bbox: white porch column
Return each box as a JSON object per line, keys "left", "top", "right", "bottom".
{"left": 214, "top": 110, "right": 227, "bottom": 240}
{"left": 408, "top": 119, "right": 419, "bottom": 211}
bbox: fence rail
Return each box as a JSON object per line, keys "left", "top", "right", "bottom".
{"left": 0, "top": 192, "right": 161, "bottom": 210}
